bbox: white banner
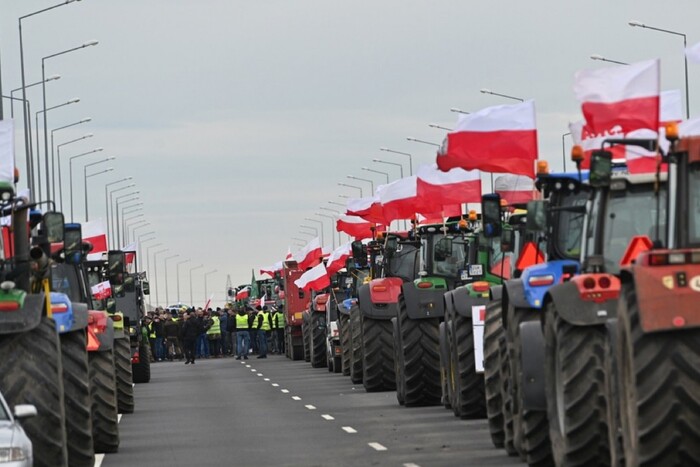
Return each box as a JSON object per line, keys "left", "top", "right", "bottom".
{"left": 0, "top": 120, "right": 16, "bottom": 184}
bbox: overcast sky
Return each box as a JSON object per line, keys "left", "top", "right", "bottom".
{"left": 1, "top": 0, "right": 698, "bottom": 306}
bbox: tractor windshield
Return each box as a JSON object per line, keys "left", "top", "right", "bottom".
{"left": 589, "top": 181, "right": 666, "bottom": 274}
{"left": 86, "top": 269, "right": 106, "bottom": 310}
{"left": 427, "top": 235, "right": 469, "bottom": 278}
{"left": 688, "top": 168, "right": 700, "bottom": 246}
{"left": 386, "top": 243, "right": 418, "bottom": 282}
{"left": 553, "top": 189, "right": 589, "bottom": 260}
{"left": 51, "top": 264, "right": 85, "bottom": 303}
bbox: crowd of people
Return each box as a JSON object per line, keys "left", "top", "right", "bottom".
{"left": 142, "top": 304, "right": 286, "bottom": 364}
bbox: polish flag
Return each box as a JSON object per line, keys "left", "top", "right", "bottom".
{"left": 294, "top": 237, "right": 323, "bottom": 270}
{"left": 660, "top": 89, "right": 683, "bottom": 125}
{"left": 377, "top": 176, "right": 418, "bottom": 223}
{"left": 495, "top": 174, "right": 535, "bottom": 205}
{"left": 680, "top": 117, "right": 700, "bottom": 137}
{"left": 416, "top": 164, "right": 482, "bottom": 211}
{"left": 686, "top": 41, "right": 700, "bottom": 64}
{"left": 336, "top": 215, "right": 375, "bottom": 240}
{"left": 346, "top": 195, "right": 384, "bottom": 224}
{"left": 326, "top": 242, "right": 352, "bottom": 275}
{"left": 437, "top": 100, "right": 538, "bottom": 178}
{"left": 260, "top": 261, "right": 283, "bottom": 278}
{"left": 83, "top": 220, "right": 108, "bottom": 261}
{"left": 285, "top": 247, "right": 293, "bottom": 260}
{"left": 235, "top": 286, "right": 250, "bottom": 300}
{"left": 574, "top": 59, "right": 660, "bottom": 136}
{"left": 294, "top": 262, "right": 330, "bottom": 292}
{"left": 91, "top": 280, "right": 112, "bottom": 300}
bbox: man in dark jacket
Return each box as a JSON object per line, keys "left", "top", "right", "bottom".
{"left": 180, "top": 311, "right": 203, "bottom": 364}
{"left": 163, "top": 312, "right": 181, "bottom": 361}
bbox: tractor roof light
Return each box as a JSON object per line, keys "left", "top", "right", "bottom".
{"left": 571, "top": 145, "right": 584, "bottom": 163}
{"left": 665, "top": 122, "right": 679, "bottom": 142}
{"left": 536, "top": 160, "right": 549, "bottom": 175}
{"left": 468, "top": 210, "right": 477, "bottom": 221}
{"left": 458, "top": 218, "right": 468, "bottom": 230}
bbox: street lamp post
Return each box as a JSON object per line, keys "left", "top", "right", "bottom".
{"left": 52, "top": 121, "right": 92, "bottom": 202}
{"left": 406, "top": 137, "right": 441, "bottom": 148}
{"left": 450, "top": 107, "right": 470, "bottom": 114}
{"left": 104, "top": 178, "right": 132, "bottom": 246}
{"left": 163, "top": 254, "right": 179, "bottom": 307}
{"left": 328, "top": 201, "right": 345, "bottom": 208}
{"left": 145, "top": 242, "right": 163, "bottom": 308}
{"left": 9, "top": 75, "right": 59, "bottom": 118}
{"left": 122, "top": 215, "right": 145, "bottom": 244}
{"left": 109, "top": 187, "right": 137, "bottom": 247}
{"left": 152, "top": 249, "right": 169, "bottom": 308}
{"left": 347, "top": 175, "right": 374, "bottom": 193}
{"left": 83, "top": 157, "right": 115, "bottom": 221}
{"left": 300, "top": 225, "right": 318, "bottom": 236}
{"left": 428, "top": 123, "right": 453, "bottom": 131}
{"left": 361, "top": 167, "right": 389, "bottom": 183}
{"left": 114, "top": 194, "right": 140, "bottom": 248}
{"left": 189, "top": 264, "right": 204, "bottom": 306}
{"left": 176, "top": 259, "right": 191, "bottom": 304}
{"left": 590, "top": 54, "right": 629, "bottom": 66}
{"left": 372, "top": 158, "right": 404, "bottom": 178}
{"left": 304, "top": 217, "right": 325, "bottom": 247}
{"left": 629, "top": 20, "right": 690, "bottom": 118}
{"left": 69, "top": 147, "right": 103, "bottom": 221}
{"left": 137, "top": 233, "right": 156, "bottom": 270}
{"left": 130, "top": 223, "right": 151, "bottom": 245}
{"left": 204, "top": 269, "right": 218, "bottom": 305}
{"left": 379, "top": 147, "right": 413, "bottom": 176}
{"left": 2, "top": 95, "right": 34, "bottom": 192}
{"left": 479, "top": 88, "right": 524, "bottom": 102}
{"left": 57, "top": 129, "right": 93, "bottom": 210}
{"left": 562, "top": 132, "right": 571, "bottom": 172}
{"left": 125, "top": 220, "right": 147, "bottom": 246}
{"left": 337, "top": 182, "right": 363, "bottom": 196}
{"left": 42, "top": 40, "right": 99, "bottom": 199}
{"left": 316, "top": 213, "right": 338, "bottom": 248}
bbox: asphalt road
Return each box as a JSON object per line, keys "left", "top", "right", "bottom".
{"left": 101, "top": 354, "right": 524, "bottom": 467}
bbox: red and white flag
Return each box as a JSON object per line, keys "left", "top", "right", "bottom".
{"left": 660, "top": 89, "right": 683, "bottom": 125}
{"left": 377, "top": 176, "right": 418, "bottom": 223}
{"left": 91, "top": 280, "right": 112, "bottom": 300}
{"left": 686, "top": 41, "right": 700, "bottom": 64}
{"left": 574, "top": 59, "right": 660, "bottom": 136}
{"left": 416, "top": 164, "right": 481, "bottom": 210}
{"left": 235, "top": 286, "right": 250, "bottom": 300}
{"left": 83, "top": 220, "right": 108, "bottom": 261}
{"left": 294, "top": 237, "right": 323, "bottom": 270}
{"left": 285, "top": 247, "right": 293, "bottom": 260}
{"left": 495, "top": 174, "right": 535, "bottom": 204}
{"left": 346, "top": 195, "right": 384, "bottom": 224}
{"left": 326, "top": 242, "right": 352, "bottom": 275}
{"left": 260, "top": 261, "right": 283, "bottom": 278}
{"left": 437, "top": 100, "right": 538, "bottom": 178}
{"left": 294, "top": 262, "right": 330, "bottom": 292}
{"left": 0, "top": 120, "right": 15, "bottom": 185}
{"left": 336, "top": 215, "right": 375, "bottom": 240}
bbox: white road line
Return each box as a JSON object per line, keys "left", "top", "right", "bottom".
{"left": 342, "top": 426, "right": 357, "bottom": 434}
{"left": 257, "top": 373, "right": 263, "bottom": 376}
{"left": 250, "top": 369, "right": 256, "bottom": 372}
{"left": 292, "top": 396, "right": 301, "bottom": 401}
{"left": 321, "top": 414, "right": 334, "bottom": 420}
{"left": 118, "top": 414, "right": 122, "bottom": 423}
{"left": 264, "top": 378, "right": 270, "bottom": 381}
{"left": 403, "top": 463, "right": 421, "bottom": 467}
{"left": 305, "top": 404, "right": 316, "bottom": 410}
{"left": 368, "top": 442, "right": 388, "bottom": 451}
{"left": 94, "top": 453, "right": 105, "bottom": 467}
{"left": 245, "top": 365, "right": 251, "bottom": 368}
{"left": 281, "top": 389, "right": 289, "bottom": 393}
{"left": 272, "top": 383, "right": 279, "bottom": 387}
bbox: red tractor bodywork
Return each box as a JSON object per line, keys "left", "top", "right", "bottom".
{"left": 87, "top": 309, "right": 109, "bottom": 351}
{"left": 368, "top": 277, "right": 403, "bottom": 304}
{"left": 312, "top": 293, "right": 329, "bottom": 313}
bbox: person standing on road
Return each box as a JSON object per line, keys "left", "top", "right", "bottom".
{"left": 207, "top": 311, "right": 222, "bottom": 358}
{"left": 256, "top": 306, "right": 271, "bottom": 359}
{"left": 249, "top": 307, "right": 259, "bottom": 355}
{"left": 163, "top": 312, "right": 182, "bottom": 360}
{"left": 235, "top": 308, "right": 250, "bottom": 360}
{"left": 227, "top": 308, "right": 237, "bottom": 356}
{"left": 219, "top": 307, "right": 229, "bottom": 356}
{"left": 196, "top": 308, "right": 211, "bottom": 358}
{"left": 152, "top": 313, "right": 166, "bottom": 362}
{"left": 272, "top": 307, "right": 285, "bottom": 355}
{"left": 181, "top": 311, "right": 202, "bottom": 364}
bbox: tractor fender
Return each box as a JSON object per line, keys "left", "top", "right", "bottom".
{"left": 451, "top": 286, "right": 489, "bottom": 319}
{"left": 0, "top": 292, "right": 44, "bottom": 335}
{"left": 312, "top": 293, "right": 329, "bottom": 313}
{"left": 88, "top": 311, "right": 115, "bottom": 352}
{"left": 359, "top": 279, "right": 401, "bottom": 319}
{"left": 99, "top": 318, "right": 115, "bottom": 351}
{"left": 402, "top": 282, "right": 445, "bottom": 320}
{"left": 547, "top": 282, "right": 618, "bottom": 326}
{"left": 519, "top": 320, "right": 546, "bottom": 411}
{"left": 502, "top": 279, "right": 527, "bottom": 331}
{"left": 490, "top": 284, "right": 503, "bottom": 302}
{"left": 68, "top": 302, "right": 89, "bottom": 332}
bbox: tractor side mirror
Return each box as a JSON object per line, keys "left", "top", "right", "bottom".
{"left": 107, "top": 250, "right": 126, "bottom": 286}
{"left": 589, "top": 149, "right": 613, "bottom": 188}
{"left": 124, "top": 274, "right": 135, "bottom": 293}
{"left": 64, "top": 223, "right": 83, "bottom": 264}
{"left": 481, "top": 193, "right": 502, "bottom": 238}
{"left": 142, "top": 280, "right": 150, "bottom": 295}
{"left": 501, "top": 229, "right": 515, "bottom": 253}
{"left": 385, "top": 236, "right": 398, "bottom": 258}
{"left": 43, "top": 212, "right": 65, "bottom": 244}
{"left": 106, "top": 298, "right": 117, "bottom": 313}
{"left": 351, "top": 240, "right": 368, "bottom": 267}
{"left": 526, "top": 200, "right": 547, "bottom": 233}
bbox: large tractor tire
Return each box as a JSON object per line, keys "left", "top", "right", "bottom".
{"left": 114, "top": 335, "right": 135, "bottom": 414}
{"left": 449, "top": 314, "right": 486, "bottom": 419}
{"left": 349, "top": 309, "right": 363, "bottom": 384}
{"left": 507, "top": 305, "right": 551, "bottom": 465}
{"left": 302, "top": 314, "right": 311, "bottom": 363}
{"left": 310, "top": 313, "right": 327, "bottom": 368}
{"left": 617, "top": 283, "right": 700, "bottom": 466}
{"left": 439, "top": 321, "right": 451, "bottom": 409}
{"left": 392, "top": 317, "right": 406, "bottom": 406}
{"left": 361, "top": 317, "right": 396, "bottom": 392}
{"left": 484, "top": 299, "right": 505, "bottom": 449}
{"left": 398, "top": 296, "right": 441, "bottom": 407}
{"left": 339, "top": 313, "right": 351, "bottom": 376}
{"left": 500, "top": 320, "right": 518, "bottom": 457}
{"left": 0, "top": 317, "right": 69, "bottom": 467}
{"left": 89, "top": 349, "right": 120, "bottom": 453}
{"left": 603, "top": 321, "right": 625, "bottom": 467}
{"left": 544, "top": 302, "right": 610, "bottom": 466}
{"left": 132, "top": 342, "right": 151, "bottom": 384}
{"left": 60, "top": 329, "right": 95, "bottom": 467}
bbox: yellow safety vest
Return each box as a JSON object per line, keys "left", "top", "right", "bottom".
{"left": 273, "top": 312, "right": 285, "bottom": 329}
{"left": 235, "top": 314, "right": 249, "bottom": 329}
{"left": 148, "top": 322, "right": 155, "bottom": 339}
{"left": 260, "top": 312, "right": 271, "bottom": 331}
{"left": 207, "top": 316, "right": 221, "bottom": 335}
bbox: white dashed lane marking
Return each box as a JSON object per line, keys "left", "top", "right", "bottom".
{"left": 305, "top": 404, "right": 316, "bottom": 410}
{"left": 368, "top": 442, "right": 387, "bottom": 451}
{"left": 264, "top": 378, "right": 270, "bottom": 381}
{"left": 257, "top": 373, "right": 263, "bottom": 376}
{"left": 403, "top": 463, "right": 421, "bottom": 467}
{"left": 342, "top": 426, "right": 357, "bottom": 434}
{"left": 117, "top": 414, "right": 122, "bottom": 423}
{"left": 292, "top": 396, "right": 301, "bottom": 401}
{"left": 281, "top": 389, "right": 289, "bottom": 393}
{"left": 271, "top": 383, "right": 279, "bottom": 387}
{"left": 321, "top": 414, "right": 334, "bottom": 420}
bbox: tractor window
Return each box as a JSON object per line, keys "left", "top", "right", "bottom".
{"left": 553, "top": 189, "right": 589, "bottom": 260}
{"left": 486, "top": 235, "right": 513, "bottom": 279}
{"left": 386, "top": 244, "right": 418, "bottom": 282}
{"left": 51, "top": 264, "right": 83, "bottom": 303}
{"left": 432, "top": 236, "right": 468, "bottom": 278}
{"left": 688, "top": 168, "right": 700, "bottom": 246}
{"left": 603, "top": 182, "right": 666, "bottom": 274}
